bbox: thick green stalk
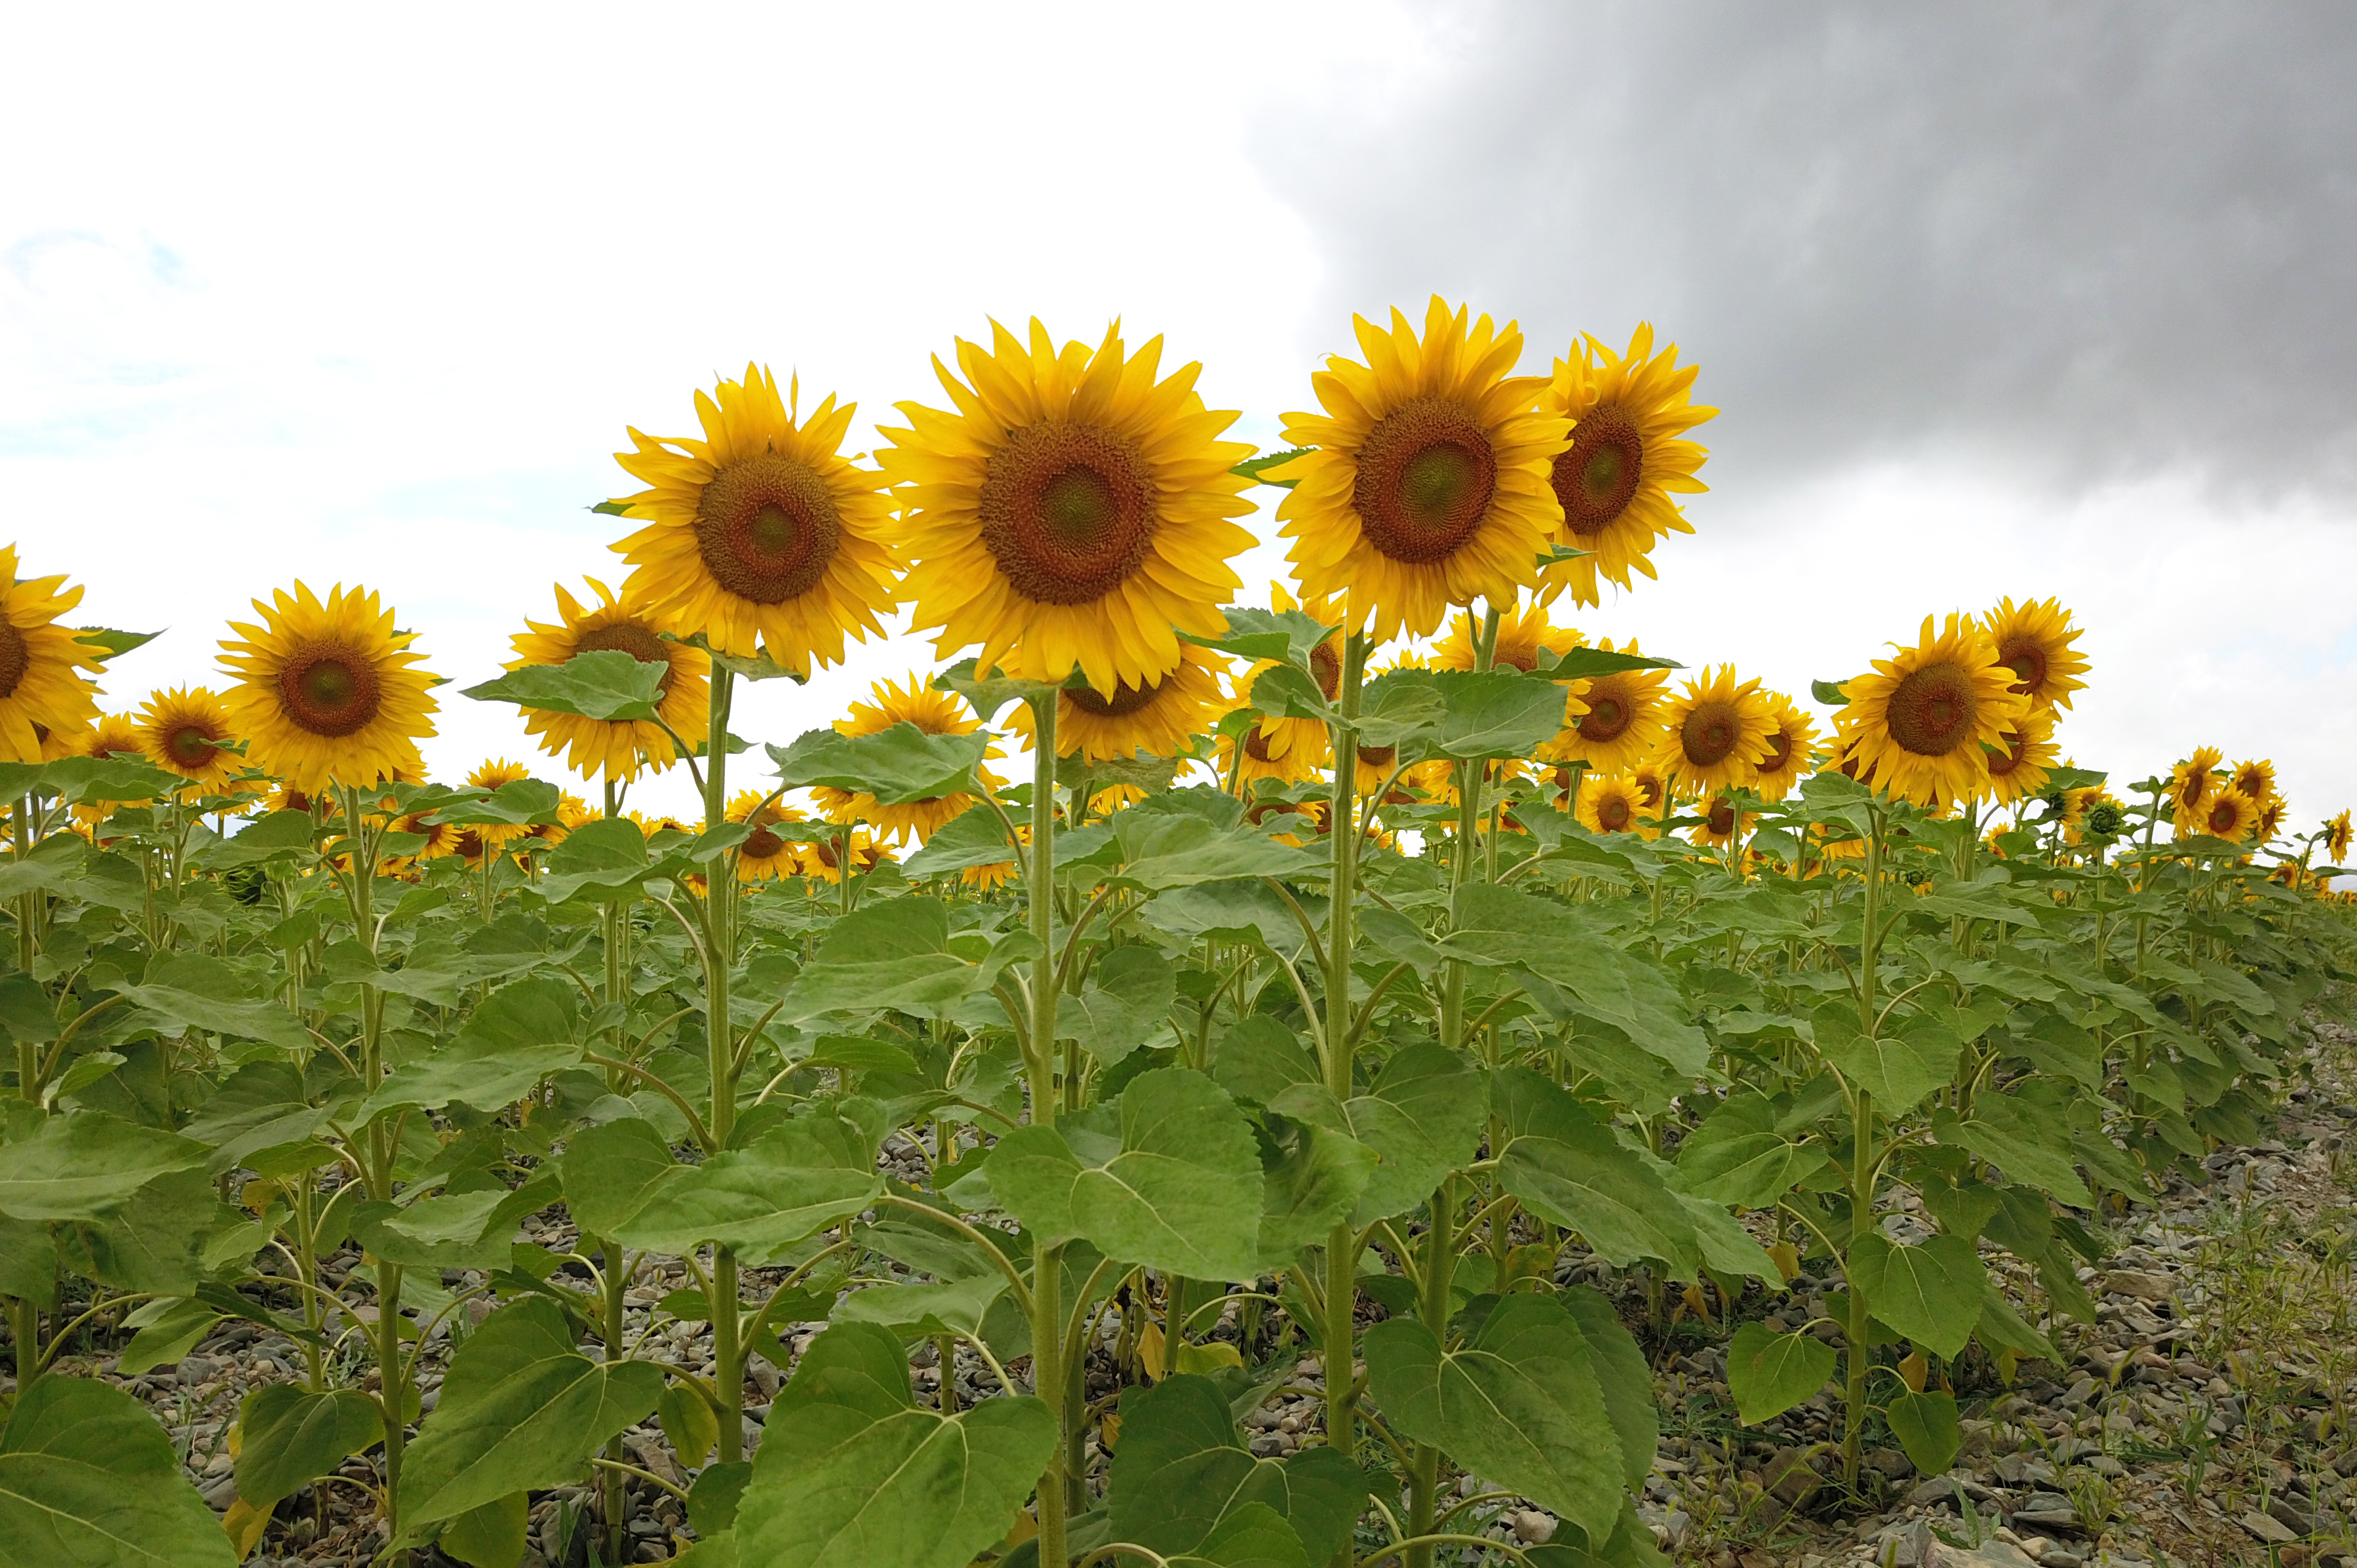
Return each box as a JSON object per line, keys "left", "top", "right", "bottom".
{"left": 1839, "top": 812, "right": 1884, "bottom": 1493}
{"left": 696, "top": 669, "right": 750, "bottom": 1466}
{"left": 1022, "top": 694, "right": 1070, "bottom": 1567}
{"left": 1403, "top": 1179, "right": 1456, "bottom": 1568}
{"left": 1320, "top": 627, "right": 1368, "bottom": 1464}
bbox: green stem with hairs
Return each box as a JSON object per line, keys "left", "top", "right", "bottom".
{"left": 1320, "top": 622, "right": 1369, "bottom": 1470}
{"left": 1023, "top": 692, "right": 1072, "bottom": 1568}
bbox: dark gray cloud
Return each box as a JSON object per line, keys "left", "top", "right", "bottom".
{"left": 1254, "top": 2, "right": 2357, "bottom": 501}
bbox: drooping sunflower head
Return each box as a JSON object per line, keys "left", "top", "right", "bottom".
{"left": 0, "top": 545, "right": 106, "bottom": 764}
{"left": 812, "top": 675, "right": 997, "bottom": 845}
{"left": 80, "top": 713, "right": 145, "bottom": 762}
{"left": 725, "top": 789, "right": 807, "bottom": 883}
{"left": 265, "top": 782, "right": 321, "bottom": 816}
{"left": 1688, "top": 789, "right": 1755, "bottom": 850}
{"left": 612, "top": 366, "right": 898, "bottom": 673}
{"left": 2191, "top": 786, "right": 2260, "bottom": 844}
{"left": 1533, "top": 324, "right": 1717, "bottom": 609}
{"left": 2326, "top": 809, "right": 2353, "bottom": 863}
{"left": 960, "top": 823, "right": 1031, "bottom": 894}
{"left": 1264, "top": 297, "right": 1570, "bottom": 643}
{"left": 218, "top": 582, "right": 435, "bottom": 796}
{"left": 385, "top": 807, "right": 461, "bottom": 870}
{"left": 1626, "top": 764, "right": 1669, "bottom": 816}
{"left": 880, "top": 319, "right": 1256, "bottom": 696}
{"left": 1536, "top": 638, "right": 1669, "bottom": 777}
{"left": 1011, "top": 644, "right": 1230, "bottom": 766}
{"left": 1980, "top": 703, "right": 2060, "bottom": 806}
{"left": 798, "top": 826, "right": 893, "bottom": 886}
{"left": 1981, "top": 597, "right": 2090, "bottom": 711}
{"left": 1836, "top": 615, "right": 2029, "bottom": 808}
{"left": 2254, "top": 794, "right": 2286, "bottom": 844}
{"left": 510, "top": 578, "right": 711, "bottom": 781}
{"left": 2229, "top": 758, "right": 2277, "bottom": 808}
{"left": 134, "top": 686, "right": 241, "bottom": 791}
{"left": 1751, "top": 694, "right": 1818, "bottom": 802}
{"left": 2168, "top": 747, "right": 2224, "bottom": 832}
{"left": 1576, "top": 772, "right": 1656, "bottom": 840}
{"left": 1654, "top": 665, "right": 1774, "bottom": 794}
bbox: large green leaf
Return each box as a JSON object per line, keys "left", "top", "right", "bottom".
{"left": 176, "top": 1061, "right": 330, "bottom": 1173}
{"left": 1057, "top": 945, "right": 1177, "bottom": 1066}
{"left": 534, "top": 817, "right": 667, "bottom": 905}
{"left": 355, "top": 1173, "right": 561, "bottom": 1272}
{"left": 1672, "top": 1093, "right": 1829, "bottom": 1209}
{"left": 1886, "top": 1389, "right": 1962, "bottom": 1475}
{"left": 1255, "top": 1119, "right": 1378, "bottom": 1267}
{"left": 1846, "top": 1232, "right": 1987, "bottom": 1360}
{"left": 564, "top": 1110, "right": 884, "bottom": 1265}
{"left": 1491, "top": 1070, "right": 1700, "bottom": 1276}
{"left": 461, "top": 649, "right": 669, "bottom": 720}
{"left": 359, "top": 975, "right": 583, "bottom": 1122}
{"left": 1444, "top": 885, "right": 1706, "bottom": 1073}
{"left": 193, "top": 810, "right": 320, "bottom": 871}
{"left": 1725, "top": 1322, "right": 1837, "bottom": 1424}
{"left": 1106, "top": 1375, "right": 1365, "bottom": 1566}
{"left": 1810, "top": 1004, "right": 1957, "bottom": 1114}
{"left": 1363, "top": 1294, "right": 1625, "bottom": 1548}
{"left": 1557, "top": 1286, "right": 1657, "bottom": 1491}
{"left": 1271, "top": 1043, "right": 1485, "bottom": 1224}
{"left": 1100, "top": 813, "right": 1320, "bottom": 892}
{"left": 989, "top": 1068, "right": 1264, "bottom": 1281}
{"left": 0, "top": 1112, "right": 208, "bottom": 1222}
{"left": 1180, "top": 606, "right": 1336, "bottom": 669}
{"left": 234, "top": 1384, "right": 381, "bottom": 1510}
{"left": 1357, "top": 669, "right": 1571, "bottom": 760}
{"left": 830, "top": 1274, "right": 1008, "bottom": 1339}
{"left": 1936, "top": 1097, "right": 2092, "bottom": 1207}
{"left": 104, "top": 954, "right": 309, "bottom": 1049}
{"left": 397, "top": 1297, "right": 664, "bottom": 1529}
{"left": 767, "top": 726, "right": 992, "bottom": 805}
{"left": 730, "top": 1322, "right": 1056, "bottom": 1568}
{"left": 773, "top": 898, "right": 984, "bottom": 1023}
{"left": 899, "top": 807, "right": 1025, "bottom": 878}
{"left": 0, "top": 1374, "right": 235, "bottom": 1567}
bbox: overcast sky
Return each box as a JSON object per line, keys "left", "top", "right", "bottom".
{"left": 5, "top": 3, "right": 2352, "bottom": 842}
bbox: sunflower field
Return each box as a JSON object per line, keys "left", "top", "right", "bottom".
{"left": 1, "top": 298, "right": 2350, "bottom": 1568}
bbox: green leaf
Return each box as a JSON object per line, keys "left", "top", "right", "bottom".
{"left": 899, "top": 807, "right": 1025, "bottom": 879}
{"left": 534, "top": 817, "right": 661, "bottom": 904}
{"left": 234, "top": 1384, "right": 381, "bottom": 1509}
{"left": 72, "top": 627, "right": 163, "bottom": 661}
{"left": 1180, "top": 606, "right": 1335, "bottom": 668}
{"left": 562, "top": 1112, "right": 884, "bottom": 1266}
{"left": 1885, "top": 1389, "right": 1962, "bottom": 1475}
{"left": 115, "top": 1299, "right": 221, "bottom": 1377}
{"left": 0, "top": 1374, "right": 235, "bottom": 1567}
{"left": 1231, "top": 449, "right": 1310, "bottom": 488}
{"left": 731, "top": 1322, "right": 1056, "bottom": 1568}
{"left": 1271, "top": 1043, "right": 1485, "bottom": 1223}
{"left": 398, "top": 1296, "right": 665, "bottom": 1529}
{"left": 773, "top": 898, "right": 984, "bottom": 1024}
{"left": 989, "top": 1068, "right": 1264, "bottom": 1281}
{"left": 668, "top": 629, "right": 807, "bottom": 682}
{"left": 0, "top": 1112, "right": 208, "bottom": 1221}
{"left": 1255, "top": 1120, "right": 1378, "bottom": 1268}
{"left": 0, "top": 756, "right": 183, "bottom": 808}
{"left": 929, "top": 658, "right": 1059, "bottom": 726}
{"left": 1106, "top": 1375, "right": 1363, "bottom": 1567}
{"left": 768, "top": 726, "right": 991, "bottom": 806}
{"left": 660, "top": 1382, "right": 722, "bottom": 1468}
{"left": 1811, "top": 678, "right": 1852, "bottom": 707}
{"left": 359, "top": 976, "right": 583, "bottom": 1122}
{"left": 1101, "top": 812, "right": 1321, "bottom": 893}
{"left": 1937, "top": 1099, "right": 2092, "bottom": 1208}
{"left": 1057, "top": 946, "right": 1177, "bottom": 1066}
{"left": 1209, "top": 1016, "right": 1321, "bottom": 1108}
{"left": 1363, "top": 1293, "right": 1624, "bottom": 1548}
{"left": 832, "top": 1274, "right": 1009, "bottom": 1341}
{"left": 1445, "top": 886, "right": 1707, "bottom": 1073}
{"left": 1846, "top": 1232, "right": 1988, "bottom": 1360}
{"left": 176, "top": 1062, "right": 330, "bottom": 1173}
{"left": 461, "top": 649, "right": 669, "bottom": 720}
{"left": 194, "top": 810, "right": 319, "bottom": 870}
{"left": 104, "top": 953, "right": 311, "bottom": 1049}
{"left": 0, "top": 1214, "right": 57, "bottom": 1301}
{"left": 1726, "top": 1322, "right": 1837, "bottom": 1424}
{"left": 1811, "top": 1004, "right": 1957, "bottom": 1114}
{"left": 438, "top": 1490, "right": 530, "bottom": 1568}
{"left": 355, "top": 1173, "right": 560, "bottom": 1272}
{"left": 1491, "top": 1070, "right": 1700, "bottom": 1276}
{"left": 1557, "top": 1286, "right": 1657, "bottom": 1491}
{"left": 1358, "top": 669, "right": 1570, "bottom": 760}
{"left": 1672, "top": 1094, "right": 1829, "bottom": 1209}
{"left": 1530, "top": 646, "right": 1683, "bottom": 679}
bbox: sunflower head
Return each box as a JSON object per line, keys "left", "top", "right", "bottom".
{"left": 1688, "top": 789, "right": 1755, "bottom": 850}
{"left": 1009, "top": 644, "right": 1230, "bottom": 766}
{"left": 1655, "top": 665, "right": 1774, "bottom": 794}
{"left": 1576, "top": 772, "right": 1656, "bottom": 840}
{"left": 798, "top": 827, "right": 893, "bottom": 885}
{"left": 811, "top": 676, "right": 998, "bottom": 845}
{"left": 1433, "top": 601, "right": 1581, "bottom": 673}
{"left": 0, "top": 545, "right": 106, "bottom": 764}
{"left": 1264, "top": 298, "right": 1570, "bottom": 643}
{"left": 612, "top": 366, "right": 898, "bottom": 673}
{"left": 385, "top": 807, "right": 461, "bottom": 870}
{"left": 1536, "top": 638, "right": 1668, "bottom": 777}
{"left": 1532, "top": 324, "right": 1717, "bottom": 609}
{"left": 880, "top": 319, "right": 1255, "bottom": 696}
{"left": 1979, "top": 703, "right": 2060, "bottom": 806}
{"left": 2327, "top": 810, "right": 2353, "bottom": 863}
{"left": 2168, "top": 747, "right": 2225, "bottom": 833}
{"left": 218, "top": 582, "right": 435, "bottom": 796}
{"left": 509, "top": 578, "right": 712, "bottom": 781}
{"left": 2228, "top": 758, "right": 2277, "bottom": 808}
{"left": 1981, "top": 597, "right": 2090, "bottom": 711}
{"left": 726, "top": 789, "right": 807, "bottom": 882}
{"left": 1752, "top": 695, "right": 1818, "bottom": 802}
{"left": 458, "top": 758, "right": 536, "bottom": 852}
{"left": 2190, "top": 786, "right": 2260, "bottom": 844}
{"left": 134, "top": 687, "right": 241, "bottom": 791}
{"left": 1836, "top": 615, "right": 2029, "bottom": 808}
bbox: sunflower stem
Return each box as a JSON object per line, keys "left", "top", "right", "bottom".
{"left": 1840, "top": 804, "right": 1885, "bottom": 1496}
{"left": 1019, "top": 690, "right": 1073, "bottom": 1567}
{"left": 1319, "top": 615, "right": 1368, "bottom": 1475}
{"left": 697, "top": 668, "right": 749, "bottom": 1466}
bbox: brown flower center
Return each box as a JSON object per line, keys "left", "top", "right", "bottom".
{"left": 1597, "top": 793, "right": 1633, "bottom": 833}
{"left": 2177, "top": 769, "right": 2207, "bottom": 808}
{"left": 1311, "top": 638, "right": 1341, "bottom": 698}
{"left": 743, "top": 825, "right": 785, "bottom": 860}
{"left": 1243, "top": 725, "right": 1277, "bottom": 764}
{"left": 1705, "top": 794, "right": 1736, "bottom": 837}
{"left": 1067, "top": 671, "right": 1164, "bottom": 719}
{"left": 1352, "top": 398, "right": 1498, "bottom": 565}
{"left": 2207, "top": 799, "right": 2240, "bottom": 835}
{"left": 693, "top": 454, "right": 844, "bottom": 605}
{"left": 978, "top": 420, "right": 1157, "bottom": 606}
{"left": 165, "top": 722, "right": 223, "bottom": 770}
{"left": 1680, "top": 700, "right": 1742, "bottom": 768}
{"left": 1997, "top": 635, "right": 2048, "bottom": 696}
{"left": 0, "top": 622, "right": 26, "bottom": 699}
{"left": 1358, "top": 743, "right": 1397, "bottom": 769}
{"left": 277, "top": 643, "right": 383, "bottom": 738}
{"left": 1885, "top": 662, "right": 1977, "bottom": 757}
{"left": 574, "top": 621, "right": 677, "bottom": 696}
{"left": 1985, "top": 730, "right": 2029, "bottom": 778}
{"left": 1552, "top": 403, "right": 1644, "bottom": 538}
{"left": 1576, "top": 685, "right": 1631, "bottom": 745}
{"left": 455, "top": 829, "right": 486, "bottom": 861}
{"left": 1633, "top": 773, "right": 1664, "bottom": 808}
{"left": 1761, "top": 728, "right": 1794, "bottom": 774}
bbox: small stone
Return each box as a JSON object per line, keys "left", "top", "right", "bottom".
{"left": 1511, "top": 1510, "right": 1556, "bottom": 1544}
{"left": 2098, "top": 1270, "right": 2173, "bottom": 1303}
{"left": 2242, "top": 1511, "right": 2302, "bottom": 1546}
{"left": 1928, "top": 1542, "right": 2038, "bottom": 1568}
{"left": 1911, "top": 1474, "right": 1960, "bottom": 1506}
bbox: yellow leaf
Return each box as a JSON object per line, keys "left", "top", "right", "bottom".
{"left": 1767, "top": 1241, "right": 1802, "bottom": 1284}
{"left": 237, "top": 1179, "right": 278, "bottom": 1216}
{"left": 1003, "top": 1506, "right": 1039, "bottom": 1548}
{"left": 1898, "top": 1350, "right": 1928, "bottom": 1393}
{"left": 223, "top": 1497, "right": 269, "bottom": 1562}
{"left": 1175, "top": 1341, "right": 1244, "bottom": 1376}
{"left": 1680, "top": 1282, "right": 1714, "bottom": 1327}
{"left": 1100, "top": 1411, "right": 1123, "bottom": 1451}
{"left": 1995, "top": 1346, "right": 2020, "bottom": 1385}
{"left": 225, "top": 1420, "right": 243, "bottom": 1460}
{"left": 1134, "top": 1320, "right": 1165, "bottom": 1383}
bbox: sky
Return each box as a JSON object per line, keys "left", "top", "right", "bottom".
{"left": 5, "top": 2, "right": 2354, "bottom": 848}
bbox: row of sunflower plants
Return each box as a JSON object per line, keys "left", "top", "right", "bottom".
{"left": 1, "top": 298, "right": 2350, "bottom": 1568}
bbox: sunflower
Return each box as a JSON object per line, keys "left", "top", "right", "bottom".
{"left": 1836, "top": 616, "right": 2028, "bottom": 808}
{"left": 521, "top": 793, "right": 592, "bottom": 857}
{"left": 1688, "top": 790, "right": 1755, "bottom": 850}
{"left": 2254, "top": 795, "right": 2286, "bottom": 844}
{"left": 2192, "top": 787, "right": 2259, "bottom": 844}
{"left": 1627, "top": 764, "right": 1669, "bottom": 818}
{"left": 1536, "top": 638, "right": 1667, "bottom": 775}
{"left": 2228, "top": 758, "right": 2277, "bottom": 809}
{"left": 1576, "top": 773, "right": 1656, "bottom": 839}
{"left": 133, "top": 687, "right": 241, "bottom": 792}
{"left": 456, "top": 759, "right": 536, "bottom": 857}
{"left": 218, "top": 583, "right": 435, "bottom": 795}
{"left": 1979, "top": 703, "right": 2059, "bottom": 806}
{"left": 1654, "top": 665, "right": 1774, "bottom": 794}
{"left": 77, "top": 713, "right": 144, "bottom": 762}
{"left": 1981, "top": 597, "right": 2090, "bottom": 711}
{"left": 629, "top": 810, "right": 697, "bottom": 842}
{"left": 509, "top": 578, "right": 711, "bottom": 780}
{"left": 881, "top": 319, "right": 1255, "bottom": 696}
{"left": 811, "top": 676, "right": 998, "bottom": 844}
{"left": 960, "top": 823, "right": 1030, "bottom": 893}
{"left": 610, "top": 366, "right": 897, "bottom": 675}
{"left": 1247, "top": 796, "right": 1328, "bottom": 848}
{"left": 1008, "top": 644, "right": 1228, "bottom": 766}
{"left": 798, "top": 827, "right": 892, "bottom": 885}
{"left": 2329, "top": 810, "right": 2353, "bottom": 863}
{"left": 1531, "top": 326, "right": 1716, "bottom": 608}
{"left": 726, "top": 790, "right": 806, "bottom": 883}
{"left": 265, "top": 783, "right": 322, "bottom": 816}
{"left": 1433, "top": 600, "right": 1580, "bottom": 673}
{"left": 0, "top": 545, "right": 106, "bottom": 764}
{"left": 2168, "top": 747, "right": 2223, "bottom": 834}
{"left": 1266, "top": 297, "right": 1570, "bottom": 642}
{"left": 1751, "top": 694, "right": 1818, "bottom": 802}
